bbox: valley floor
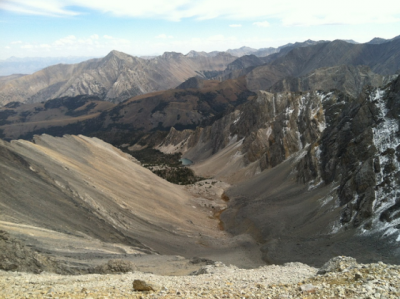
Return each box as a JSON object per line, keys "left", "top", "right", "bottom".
{"left": 1, "top": 256, "right": 399, "bottom": 299}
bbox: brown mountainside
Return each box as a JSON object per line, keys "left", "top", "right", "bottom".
{"left": 0, "top": 77, "right": 254, "bottom": 143}
{"left": 268, "top": 65, "right": 397, "bottom": 98}
{"left": 246, "top": 39, "right": 400, "bottom": 91}
{"left": 0, "top": 50, "right": 236, "bottom": 106}
{"left": 0, "top": 134, "right": 261, "bottom": 272}
{"left": 155, "top": 76, "right": 400, "bottom": 265}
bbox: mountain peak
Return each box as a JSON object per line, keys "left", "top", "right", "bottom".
{"left": 161, "top": 52, "right": 184, "bottom": 59}
{"left": 105, "top": 50, "right": 131, "bottom": 60}
{"left": 176, "top": 76, "right": 205, "bottom": 90}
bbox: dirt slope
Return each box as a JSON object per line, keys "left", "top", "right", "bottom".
{"left": 0, "top": 134, "right": 263, "bottom": 271}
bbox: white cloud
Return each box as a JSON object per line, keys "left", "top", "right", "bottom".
{"left": 54, "top": 35, "right": 77, "bottom": 46}
{"left": 11, "top": 41, "right": 23, "bottom": 44}
{"left": 1, "top": 0, "right": 399, "bottom": 26}
{"left": 21, "top": 44, "right": 33, "bottom": 49}
{"left": 229, "top": 24, "right": 242, "bottom": 27}
{"left": 0, "top": 0, "right": 78, "bottom": 17}
{"left": 253, "top": 21, "right": 270, "bottom": 27}
{"left": 7, "top": 34, "right": 132, "bottom": 57}
{"left": 103, "top": 35, "right": 113, "bottom": 39}
{"left": 155, "top": 34, "right": 174, "bottom": 39}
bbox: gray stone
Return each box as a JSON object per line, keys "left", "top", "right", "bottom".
{"left": 318, "top": 256, "right": 358, "bottom": 275}
{"left": 132, "top": 280, "right": 159, "bottom": 292}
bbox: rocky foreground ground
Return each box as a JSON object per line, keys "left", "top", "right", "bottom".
{"left": 0, "top": 256, "right": 399, "bottom": 299}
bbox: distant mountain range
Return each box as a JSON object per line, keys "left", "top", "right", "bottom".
{"left": 2, "top": 35, "right": 400, "bottom": 268}
{"left": 0, "top": 56, "right": 94, "bottom": 76}
{"left": 0, "top": 77, "right": 254, "bottom": 144}
{"left": 1, "top": 36, "right": 400, "bottom": 108}
{"left": 245, "top": 38, "right": 400, "bottom": 91}
{"left": 0, "top": 50, "right": 235, "bottom": 106}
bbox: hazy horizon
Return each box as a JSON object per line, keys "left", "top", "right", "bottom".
{"left": 1, "top": 0, "right": 399, "bottom": 60}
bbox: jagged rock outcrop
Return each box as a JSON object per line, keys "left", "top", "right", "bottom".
{"left": 268, "top": 65, "right": 396, "bottom": 98}
{"left": 0, "top": 50, "right": 236, "bottom": 106}
{"left": 245, "top": 39, "right": 400, "bottom": 92}
{"left": 0, "top": 230, "right": 67, "bottom": 274}
{"left": 157, "top": 76, "right": 400, "bottom": 264}
{"left": 158, "top": 89, "right": 330, "bottom": 181}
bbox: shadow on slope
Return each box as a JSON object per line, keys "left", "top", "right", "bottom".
{"left": 223, "top": 155, "right": 400, "bottom": 267}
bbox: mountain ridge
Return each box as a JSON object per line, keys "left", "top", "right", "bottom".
{"left": 0, "top": 50, "right": 236, "bottom": 106}
{"left": 245, "top": 38, "right": 400, "bottom": 91}
{"left": 153, "top": 75, "right": 400, "bottom": 265}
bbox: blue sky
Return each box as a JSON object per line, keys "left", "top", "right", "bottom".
{"left": 1, "top": 0, "right": 399, "bottom": 59}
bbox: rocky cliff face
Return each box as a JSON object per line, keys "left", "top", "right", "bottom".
{"left": 315, "top": 76, "right": 400, "bottom": 236}
{"left": 245, "top": 39, "right": 400, "bottom": 92}
{"left": 157, "top": 76, "right": 400, "bottom": 259}
{"left": 0, "top": 51, "right": 236, "bottom": 106}
{"left": 268, "top": 65, "right": 396, "bottom": 98}
{"left": 158, "top": 88, "right": 330, "bottom": 181}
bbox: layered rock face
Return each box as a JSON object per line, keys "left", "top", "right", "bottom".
{"left": 316, "top": 76, "right": 400, "bottom": 235}
{"left": 0, "top": 51, "right": 236, "bottom": 106}
{"left": 158, "top": 76, "right": 400, "bottom": 262}
{"left": 268, "top": 65, "right": 396, "bottom": 98}
{"left": 158, "top": 88, "right": 330, "bottom": 181}
{"left": 245, "top": 39, "right": 400, "bottom": 92}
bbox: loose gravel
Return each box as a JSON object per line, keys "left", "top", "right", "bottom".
{"left": 0, "top": 256, "right": 399, "bottom": 299}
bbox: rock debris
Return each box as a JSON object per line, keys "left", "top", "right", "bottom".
{"left": 1, "top": 256, "right": 399, "bottom": 298}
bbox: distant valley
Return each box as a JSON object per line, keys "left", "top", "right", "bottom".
{"left": 1, "top": 35, "right": 400, "bottom": 273}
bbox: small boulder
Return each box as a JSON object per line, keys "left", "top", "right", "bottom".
{"left": 93, "top": 259, "right": 136, "bottom": 274}
{"left": 300, "top": 284, "right": 318, "bottom": 292}
{"left": 133, "top": 280, "right": 159, "bottom": 292}
{"left": 318, "top": 256, "right": 358, "bottom": 275}
{"left": 189, "top": 257, "right": 215, "bottom": 265}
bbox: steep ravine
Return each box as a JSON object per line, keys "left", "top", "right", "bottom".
{"left": 157, "top": 76, "right": 400, "bottom": 265}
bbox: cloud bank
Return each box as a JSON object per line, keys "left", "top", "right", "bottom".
{"left": 1, "top": 0, "right": 399, "bottom": 25}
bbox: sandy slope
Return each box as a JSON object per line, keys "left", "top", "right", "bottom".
{"left": 0, "top": 134, "right": 263, "bottom": 271}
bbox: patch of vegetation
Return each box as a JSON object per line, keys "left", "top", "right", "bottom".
{"left": 66, "top": 102, "right": 97, "bottom": 117}
{"left": 4, "top": 102, "right": 22, "bottom": 109}
{"left": 107, "top": 106, "right": 124, "bottom": 122}
{"left": 237, "top": 90, "right": 256, "bottom": 104}
{"left": 153, "top": 167, "right": 203, "bottom": 185}
{"left": 0, "top": 110, "right": 16, "bottom": 125}
{"left": 126, "top": 148, "right": 204, "bottom": 185}
{"left": 135, "top": 131, "right": 169, "bottom": 148}
{"left": 151, "top": 101, "right": 169, "bottom": 114}
{"left": 44, "top": 96, "right": 89, "bottom": 110}
{"left": 128, "top": 148, "right": 182, "bottom": 167}
{"left": 19, "top": 111, "right": 31, "bottom": 122}
{"left": 42, "top": 95, "right": 103, "bottom": 117}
